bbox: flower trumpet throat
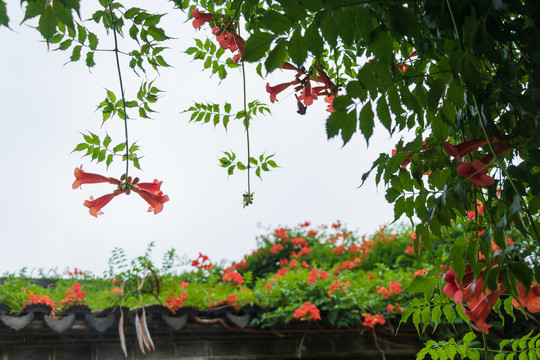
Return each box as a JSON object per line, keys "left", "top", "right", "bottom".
{"left": 73, "top": 166, "right": 169, "bottom": 217}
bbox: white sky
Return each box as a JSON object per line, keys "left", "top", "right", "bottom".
{"left": 0, "top": 1, "right": 396, "bottom": 276}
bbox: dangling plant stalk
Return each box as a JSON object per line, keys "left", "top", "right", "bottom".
{"left": 107, "top": 0, "right": 130, "bottom": 179}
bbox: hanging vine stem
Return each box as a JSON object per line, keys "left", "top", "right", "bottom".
{"left": 472, "top": 95, "right": 540, "bottom": 243}
{"left": 107, "top": 0, "right": 130, "bottom": 179}
{"left": 241, "top": 55, "right": 253, "bottom": 207}
{"left": 445, "top": 0, "right": 539, "bottom": 243}
{"left": 235, "top": 0, "right": 252, "bottom": 207}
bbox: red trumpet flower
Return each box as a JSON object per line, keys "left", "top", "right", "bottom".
{"left": 72, "top": 166, "right": 119, "bottom": 189}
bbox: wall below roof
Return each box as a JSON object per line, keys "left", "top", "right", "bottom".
{"left": 0, "top": 321, "right": 421, "bottom": 360}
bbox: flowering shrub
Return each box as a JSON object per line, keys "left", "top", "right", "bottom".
{"left": 0, "top": 220, "right": 536, "bottom": 359}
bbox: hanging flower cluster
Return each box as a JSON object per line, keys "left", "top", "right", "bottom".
{"left": 266, "top": 62, "right": 338, "bottom": 114}
{"left": 293, "top": 301, "right": 321, "bottom": 321}
{"left": 72, "top": 166, "right": 169, "bottom": 217}
{"left": 191, "top": 8, "right": 245, "bottom": 64}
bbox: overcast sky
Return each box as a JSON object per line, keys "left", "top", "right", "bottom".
{"left": 0, "top": 0, "right": 397, "bottom": 276}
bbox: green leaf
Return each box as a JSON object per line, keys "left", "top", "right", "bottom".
{"left": 98, "top": 149, "right": 106, "bottom": 162}
{"left": 412, "top": 308, "right": 421, "bottom": 334}
{"left": 85, "top": 51, "right": 95, "bottom": 68}
{"left": 265, "top": 40, "right": 287, "bottom": 73}
{"left": 242, "top": 32, "right": 274, "bottom": 63}
{"left": 503, "top": 297, "right": 516, "bottom": 322}
{"left": 76, "top": 23, "right": 87, "bottom": 44}
{"left": 236, "top": 162, "right": 246, "bottom": 170}
{"left": 431, "top": 112, "right": 448, "bottom": 142}
{"left": 287, "top": 27, "right": 307, "bottom": 66}
{"left": 133, "top": 157, "right": 141, "bottom": 170}
{"left": 58, "top": 39, "right": 72, "bottom": 50}
{"left": 277, "top": 0, "right": 306, "bottom": 21}
{"left": 106, "top": 154, "right": 113, "bottom": 169}
{"left": 0, "top": 0, "right": 9, "bottom": 26}
{"left": 509, "top": 262, "right": 532, "bottom": 290}
{"left": 427, "top": 78, "right": 446, "bottom": 111}
{"left": 72, "top": 143, "right": 88, "bottom": 152}
{"left": 23, "top": 0, "right": 46, "bottom": 22}
{"left": 463, "top": 331, "right": 476, "bottom": 346}
{"left": 52, "top": 0, "right": 73, "bottom": 29}
{"left": 113, "top": 142, "right": 126, "bottom": 153}
{"left": 371, "top": 31, "right": 393, "bottom": 65}
{"left": 107, "top": 90, "right": 116, "bottom": 103}
{"left": 326, "top": 100, "right": 357, "bottom": 145}
{"left": 259, "top": 10, "right": 292, "bottom": 35}
{"left": 431, "top": 305, "right": 441, "bottom": 329}
{"left": 37, "top": 6, "right": 57, "bottom": 41}
{"left": 359, "top": 102, "right": 374, "bottom": 144}
{"left": 443, "top": 304, "right": 456, "bottom": 324}
{"left": 70, "top": 45, "right": 82, "bottom": 61}
{"left": 88, "top": 32, "right": 98, "bottom": 50}
{"left": 304, "top": 23, "right": 323, "bottom": 58}
{"left": 377, "top": 96, "right": 392, "bottom": 131}
{"left": 103, "top": 134, "right": 111, "bottom": 148}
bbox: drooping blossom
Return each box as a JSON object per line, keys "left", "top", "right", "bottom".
{"left": 324, "top": 95, "right": 336, "bottom": 113}
{"left": 512, "top": 282, "right": 540, "bottom": 313}
{"left": 131, "top": 186, "right": 170, "bottom": 214}
{"left": 441, "top": 265, "right": 474, "bottom": 305}
{"left": 266, "top": 81, "right": 296, "bottom": 103}
{"left": 136, "top": 179, "right": 163, "bottom": 195}
{"left": 74, "top": 168, "right": 169, "bottom": 216}
{"left": 457, "top": 160, "right": 494, "bottom": 187}
{"left": 297, "top": 79, "right": 317, "bottom": 106}
{"left": 266, "top": 63, "right": 338, "bottom": 113}
{"left": 463, "top": 279, "right": 504, "bottom": 334}
{"left": 191, "top": 8, "right": 215, "bottom": 29}
{"left": 72, "top": 166, "right": 119, "bottom": 189}
{"left": 84, "top": 189, "right": 123, "bottom": 217}
{"left": 212, "top": 26, "right": 245, "bottom": 64}
{"left": 445, "top": 139, "right": 488, "bottom": 162}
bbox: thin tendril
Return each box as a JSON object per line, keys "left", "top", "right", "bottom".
{"left": 107, "top": 0, "right": 130, "bottom": 179}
